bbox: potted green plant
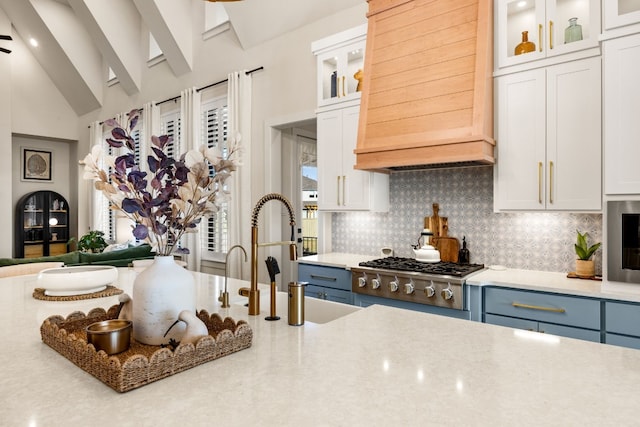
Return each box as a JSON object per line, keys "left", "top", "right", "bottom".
{"left": 69, "top": 230, "right": 109, "bottom": 253}
{"left": 574, "top": 230, "right": 601, "bottom": 278}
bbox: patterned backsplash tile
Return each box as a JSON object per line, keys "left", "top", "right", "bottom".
{"left": 331, "top": 166, "right": 602, "bottom": 274}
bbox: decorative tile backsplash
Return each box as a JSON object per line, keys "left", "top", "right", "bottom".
{"left": 331, "top": 167, "right": 603, "bottom": 274}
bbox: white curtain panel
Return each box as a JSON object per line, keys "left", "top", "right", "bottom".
{"left": 88, "top": 121, "right": 104, "bottom": 233}
{"left": 227, "top": 70, "right": 252, "bottom": 279}
{"left": 180, "top": 88, "right": 202, "bottom": 271}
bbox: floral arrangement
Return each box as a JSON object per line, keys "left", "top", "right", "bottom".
{"left": 83, "top": 109, "right": 238, "bottom": 256}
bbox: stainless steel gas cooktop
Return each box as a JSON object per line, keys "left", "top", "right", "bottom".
{"left": 351, "top": 257, "right": 485, "bottom": 310}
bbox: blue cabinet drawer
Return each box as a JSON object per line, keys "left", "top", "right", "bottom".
{"left": 605, "top": 301, "right": 640, "bottom": 337}
{"left": 306, "top": 284, "right": 353, "bottom": 305}
{"left": 298, "top": 264, "right": 351, "bottom": 291}
{"left": 485, "top": 314, "right": 601, "bottom": 342}
{"left": 540, "top": 322, "right": 601, "bottom": 343}
{"left": 605, "top": 333, "right": 640, "bottom": 350}
{"left": 485, "top": 313, "right": 537, "bottom": 330}
{"left": 484, "top": 287, "right": 600, "bottom": 330}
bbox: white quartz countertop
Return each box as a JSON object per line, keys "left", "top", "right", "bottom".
{"left": 468, "top": 267, "right": 640, "bottom": 303}
{"left": 2, "top": 268, "right": 640, "bottom": 425}
{"left": 297, "top": 252, "right": 378, "bottom": 269}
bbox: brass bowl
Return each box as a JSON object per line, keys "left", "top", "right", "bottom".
{"left": 86, "top": 320, "right": 132, "bottom": 355}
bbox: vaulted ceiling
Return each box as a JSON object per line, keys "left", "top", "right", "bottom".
{"left": 0, "top": 0, "right": 363, "bottom": 115}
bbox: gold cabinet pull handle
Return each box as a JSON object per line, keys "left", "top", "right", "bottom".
{"left": 538, "top": 162, "right": 543, "bottom": 204}
{"left": 539, "top": 24, "right": 543, "bottom": 52}
{"left": 342, "top": 175, "right": 346, "bottom": 206}
{"left": 549, "top": 161, "right": 554, "bottom": 204}
{"left": 512, "top": 302, "right": 566, "bottom": 313}
{"left": 549, "top": 20, "right": 554, "bottom": 50}
{"left": 337, "top": 176, "right": 341, "bottom": 205}
{"left": 341, "top": 76, "right": 346, "bottom": 97}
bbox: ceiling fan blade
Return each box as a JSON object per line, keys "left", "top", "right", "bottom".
{"left": 0, "top": 47, "right": 11, "bottom": 54}
{"left": 0, "top": 35, "right": 12, "bottom": 41}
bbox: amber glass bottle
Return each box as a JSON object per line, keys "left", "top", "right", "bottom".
{"left": 514, "top": 31, "right": 536, "bottom": 55}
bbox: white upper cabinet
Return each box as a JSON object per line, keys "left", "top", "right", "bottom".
{"left": 495, "top": 0, "right": 600, "bottom": 70}
{"left": 603, "top": 33, "right": 640, "bottom": 194}
{"left": 312, "top": 25, "right": 366, "bottom": 110}
{"left": 312, "top": 26, "right": 389, "bottom": 212}
{"left": 317, "top": 105, "right": 389, "bottom": 212}
{"left": 604, "top": 0, "right": 640, "bottom": 32}
{"left": 495, "top": 57, "right": 601, "bottom": 211}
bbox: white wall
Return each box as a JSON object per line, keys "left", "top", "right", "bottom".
{"left": 0, "top": 9, "right": 13, "bottom": 257}
{"left": 11, "top": 135, "right": 75, "bottom": 257}
{"left": 10, "top": 34, "right": 79, "bottom": 140}
{"left": 74, "top": 3, "right": 368, "bottom": 245}
{"left": 1, "top": 2, "right": 367, "bottom": 258}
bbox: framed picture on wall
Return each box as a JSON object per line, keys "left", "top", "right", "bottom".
{"left": 22, "top": 148, "right": 52, "bottom": 181}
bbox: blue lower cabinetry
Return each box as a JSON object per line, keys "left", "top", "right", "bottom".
{"left": 354, "top": 293, "right": 472, "bottom": 320}
{"left": 483, "top": 287, "right": 601, "bottom": 343}
{"left": 605, "top": 333, "right": 640, "bottom": 350}
{"left": 306, "top": 284, "right": 353, "bottom": 305}
{"left": 484, "top": 313, "right": 601, "bottom": 342}
{"left": 604, "top": 301, "right": 640, "bottom": 349}
{"left": 298, "top": 263, "right": 353, "bottom": 305}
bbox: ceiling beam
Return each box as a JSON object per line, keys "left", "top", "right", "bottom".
{"left": 133, "top": 0, "right": 192, "bottom": 76}
{"left": 68, "top": 0, "right": 142, "bottom": 96}
{"left": 0, "top": 0, "right": 102, "bottom": 115}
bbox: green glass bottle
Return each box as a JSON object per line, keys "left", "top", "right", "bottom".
{"left": 565, "top": 17, "right": 583, "bottom": 44}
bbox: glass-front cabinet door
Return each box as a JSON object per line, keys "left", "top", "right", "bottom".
{"left": 312, "top": 24, "right": 367, "bottom": 109}
{"left": 16, "top": 190, "right": 69, "bottom": 258}
{"left": 496, "top": 0, "right": 600, "bottom": 69}
{"left": 604, "top": 0, "right": 640, "bottom": 31}
{"left": 316, "top": 40, "right": 365, "bottom": 108}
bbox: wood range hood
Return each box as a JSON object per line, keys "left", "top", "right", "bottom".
{"left": 355, "top": 0, "right": 494, "bottom": 172}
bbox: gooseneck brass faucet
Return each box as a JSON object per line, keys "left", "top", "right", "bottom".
{"left": 219, "top": 244, "right": 248, "bottom": 308}
{"left": 245, "top": 193, "right": 297, "bottom": 316}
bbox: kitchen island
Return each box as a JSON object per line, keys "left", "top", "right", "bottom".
{"left": 1, "top": 268, "right": 639, "bottom": 426}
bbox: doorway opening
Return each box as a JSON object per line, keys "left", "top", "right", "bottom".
{"left": 298, "top": 132, "right": 318, "bottom": 256}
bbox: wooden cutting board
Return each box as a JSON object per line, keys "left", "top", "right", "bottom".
{"left": 433, "top": 236, "right": 460, "bottom": 263}
{"left": 424, "top": 203, "right": 449, "bottom": 238}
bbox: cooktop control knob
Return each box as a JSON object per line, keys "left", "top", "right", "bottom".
{"left": 389, "top": 277, "right": 399, "bottom": 292}
{"left": 371, "top": 275, "right": 381, "bottom": 290}
{"left": 424, "top": 281, "right": 436, "bottom": 298}
{"left": 404, "top": 280, "right": 415, "bottom": 295}
{"left": 358, "top": 275, "right": 367, "bottom": 288}
{"left": 441, "top": 286, "right": 454, "bottom": 300}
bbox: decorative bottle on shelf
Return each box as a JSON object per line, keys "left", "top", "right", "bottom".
{"left": 330, "top": 71, "right": 337, "bottom": 98}
{"left": 458, "top": 236, "right": 470, "bottom": 264}
{"left": 514, "top": 31, "right": 536, "bottom": 55}
{"left": 564, "top": 17, "right": 583, "bottom": 44}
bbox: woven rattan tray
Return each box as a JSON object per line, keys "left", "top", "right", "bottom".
{"left": 40, "top": 305, "right": 253, "bottom": 393}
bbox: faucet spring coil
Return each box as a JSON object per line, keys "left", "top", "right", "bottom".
{"left": 251, "top": 193, "right": 296, "bottom": 227}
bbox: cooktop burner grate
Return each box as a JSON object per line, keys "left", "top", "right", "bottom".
{"left": 358, "top": 257, "right": 484, "bottom": 277}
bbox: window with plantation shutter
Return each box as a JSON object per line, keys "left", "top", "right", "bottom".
{"left": 94, "top": 129, "right": 117, "bottom": 243}
{"left": 160, "top": 110, "right": 181, "bottom": 160}
{"left": 159, "top": 110, "right": 183, "bottom": 248}
{"left": 200, "top": 96, "right": 229, "bottom": 254}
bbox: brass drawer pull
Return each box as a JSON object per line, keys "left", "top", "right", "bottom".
{"left": 538, "top": 162, "right": 543, "bottom": 204}
{"left": 549, "top": 161, "right": 554, "bottom": 204}
{"left": 512, "top": 302, "right": 565, "bottom": 313}
{"left": 538, "top": 24, "right": 543, "bottom": 52}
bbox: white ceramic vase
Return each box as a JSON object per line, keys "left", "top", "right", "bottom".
{"left": 132, "top": 256, "right": 196, "bottom": 345}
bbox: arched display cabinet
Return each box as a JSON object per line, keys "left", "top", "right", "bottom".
{"left": 15, "top": 191, "right": 69, "bottom": 258}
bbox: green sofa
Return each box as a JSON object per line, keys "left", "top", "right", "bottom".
{"left": 0, "top": 244, "right": 155, "bottom": 268}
